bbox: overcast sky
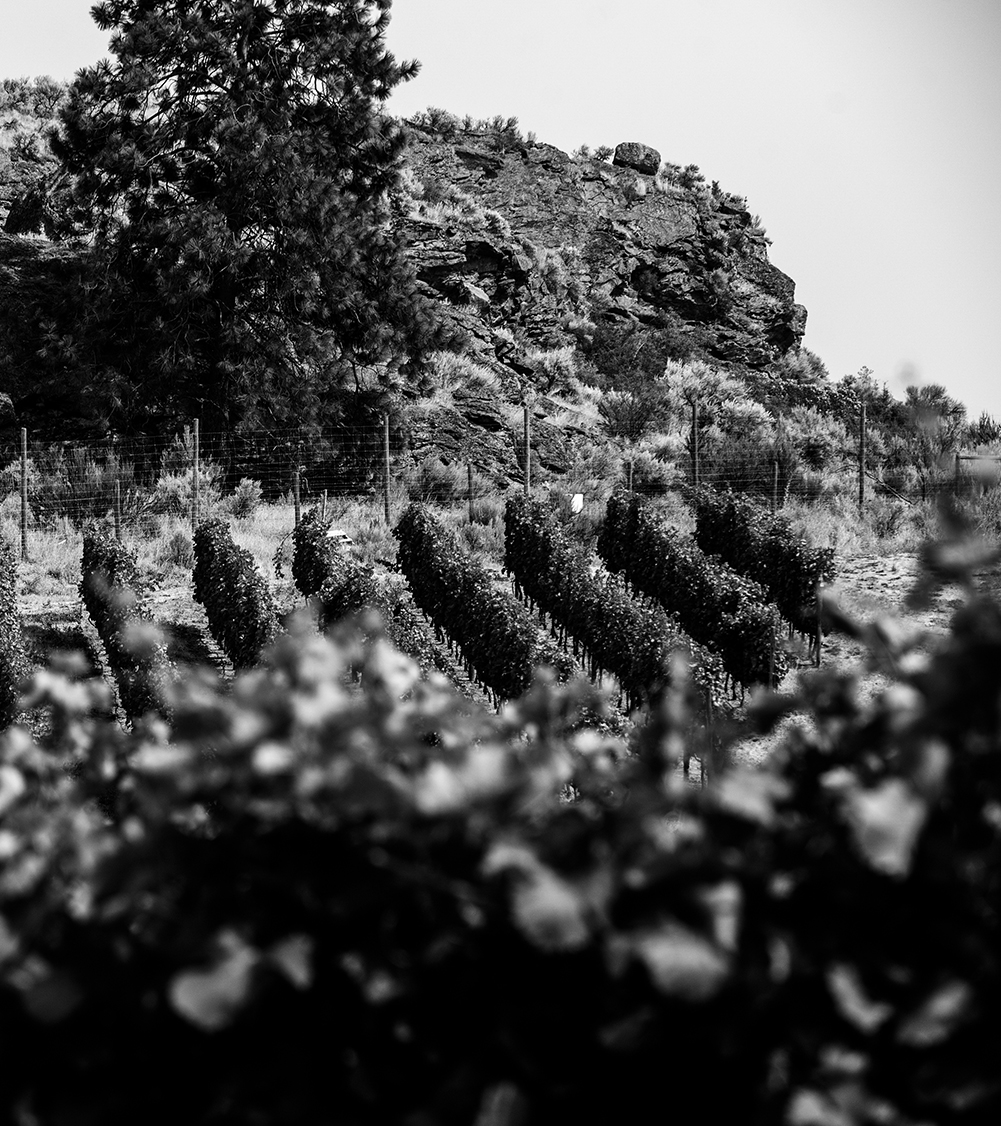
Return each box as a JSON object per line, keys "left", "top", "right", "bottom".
{"left": 4, "top": 0, "right": 1000, "bottom": 420}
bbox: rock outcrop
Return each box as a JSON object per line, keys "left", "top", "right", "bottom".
{"left": 400, "top": 126, "right": 806, "bottom": 378}
{"left": 613, "top": 141, "right": 661, "bottom": 176}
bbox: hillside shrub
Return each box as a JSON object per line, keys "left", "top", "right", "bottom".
{"left": 404, "top": 455, "right": 467, "bottom": 506}
{"left": 1, "top": 448, "right": 147, "bottom": 528}
{"left": 192, "top": 519, "right": 278, "bottom": 669}
{"left": 0, "top": 536, "right": 27, "bottom": 727}
{"left": 80, "top": 525, "right": 172, "bottom": 717}
{"left": 1, "top": 538, "right": 1000, "bottom": 1124}
{"left": 227, "top": 477, "right": 263, "bottom": 519}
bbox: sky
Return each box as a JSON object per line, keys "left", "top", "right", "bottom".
{"left": 3, "top": 0, "right": 1000, "bottom": 419}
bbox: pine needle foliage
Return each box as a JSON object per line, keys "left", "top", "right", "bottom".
{"left": 50, "top": 0, "right": 445, "bottom": 433}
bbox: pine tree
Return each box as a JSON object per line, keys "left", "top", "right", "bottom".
{"left": 51, "top": 0, "right": 443, "bottom": 434}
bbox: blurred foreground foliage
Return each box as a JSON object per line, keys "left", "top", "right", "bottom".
{"left": 1, "top": 545, "right": 1001, "bottom": 1125}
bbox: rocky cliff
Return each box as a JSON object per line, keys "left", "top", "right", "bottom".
{"left": 0, "top": 105, "right": 809, "bottom": 483}
{"left": 398, "top": 123, "right": 806, "bottom": 379}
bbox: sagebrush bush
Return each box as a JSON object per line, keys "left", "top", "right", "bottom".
{"left": 152, "top": 465, "right": 223, "bottom": 517}
{"left": 228, "top": 477, "right": 263, "bottom": 518}
{"left": 404, "top": 455, "right": 467, "bottom": 506}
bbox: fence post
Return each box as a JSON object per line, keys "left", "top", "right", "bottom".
{"left": 293, "top": 463, "right": 301, "bottom": 527}
{"left": 627, "top": 456, "right": 634, "bottom": 494}
{"left": 954, "top": 452, "right": 961, "bottom": 495}
{"left": 192, "top": 418, "right": 200, "bottom": 531}
{"left": 114, "top": 479, "right": 122, "bottom": 541}
{"left": 19, "top": 427, "right": 28, "bottom": 562}
{"left": 382, "top": 413, "right": 391, "bottom": 525}
{"left": 467, "top": 462, "right": 474, "bottom": 523}
{"left": 768, "top": 608, "right": 776, "bottom": 687}
{"left": 771, "top": 458, "right": 779, "bottom": 513}
{"left": 858, "top": 402, "right": 866, "bottom": 513}
{"left": 815, "top": 585, "right": 823, "bottom": 668}
{"left": 523, "top": 403, "right": 531, "bottom": 495}
{"left": 321, "top": 489, "right": 327, "bottom": 522}
{"left": 691, "top": 398, "right": 700, "bottom": 489}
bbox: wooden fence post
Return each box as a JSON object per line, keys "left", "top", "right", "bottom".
{"left": 192, "top": 418, "right": 200, "bottom": 531}
{"left": 321, "top": 489, "right": 327, "bottom": 522}
{"left": 523, "top": 403, "right": 531, "bottom": 495}
{"left": 768, "top": 608, "right": 776, "bottom": 687}
{"left": 858, "top": 402, "right": 866, "bottom": 513}
{"left": 383, "top": 413, "right": 391, "bottom": 525}
{"left": 114, "top": 479, "right": 122, "bottom": 541}
{"left": 771, "top": 458, "right": 779, "bottom": 513}
{"left": 815, "top": 585, "right": 823, "bottom": 668}
{"left": 691, "top": 398, "right": 700, "bottom": 488}
{"left": 20, "top": 427, "right": 28, "bottom": 562}
{"left": 293, "top": 463, "right": 301, "bottom": 527}
{"left": 467, "top": 462, "right": 474, "bottom": 523}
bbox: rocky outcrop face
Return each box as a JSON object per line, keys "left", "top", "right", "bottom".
{"left": 613, "top": 142, "right": 661, "bottom": 176}
{"left": 401, "top": 126, "right": 806, "bottom": 378}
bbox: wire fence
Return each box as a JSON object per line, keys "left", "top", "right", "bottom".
{"left": 1, "top": 411, "right": 996, "bottom": 560}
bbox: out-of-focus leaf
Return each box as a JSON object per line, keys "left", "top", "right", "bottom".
{"left": 714, "top": 769, "right": 789, "bottom": 826}
{"left": 510, "top": 866, "right": 591, "bottom": 953}
{"left": 896, "top": 980, "right": 972, "bottom": 1046}
{"left": 169, "top": 932, "right": 259, "bottom": 1032}
{"left": 474, "top": 1082, "right": 527, "bottom": 1126}
{"left": 827, "top": 963, "right": 892, "bottom": 1033}
{"left": 628, "top": 922, "right": 729, "bottom": 1001}
{"left": 267, "top": 935, "right": 313, "bottom": 991}
{"left": 0, "top": 765, "right": 26, "bottom": 817}
{"left": 842, "top": 778, "right": 927, "bottom": 878}
{"left": 23, "top": 971, "right": 84, "bottom": 1024}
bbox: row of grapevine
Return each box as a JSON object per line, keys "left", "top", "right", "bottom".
{"left": 0, "top": 538, "right": 28, "bottom": 728}
{"left": 291, "top": 510, "right": 453, "bottom": 678}
{"left": 504, "top": 495, "right": 723, "bottom": 711}
{"left": 690, "top": 487, "right": 836, "bottom": 634}
{"left": 80, "top": 526, "right": 172, "bottom": 717}
{"left": 395, "top": 503, "right": 573, "bottom": 702}
{"left": 193, "top": 519, "right": 278, "bottom": 669}
{"left": 598, "top": 492, "right": 786, "bottom": 689}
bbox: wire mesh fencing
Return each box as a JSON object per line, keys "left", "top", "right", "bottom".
{"left": 1, "top": 413, "right": 997, "bottom": 561}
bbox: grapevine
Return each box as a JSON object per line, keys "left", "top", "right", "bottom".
{"left": 395, "top": 503, "right": 573, "bottom": 702}
{"left": 690, "top": 487, "right": 836, "bottom": 636}
{"left": 193, "top": 519, "right": 278, "bottom": 669}
{"left": 0, "top": 537, "right": 28, "bottom": 727}
{"left": 505, "top": 494, "right": 724, "bottom": 710}
{"left": 598, "top": 492, "right": 786, "bottom": 688}
{"left": 80, "top": 525, "right": 172, "bottom": 717}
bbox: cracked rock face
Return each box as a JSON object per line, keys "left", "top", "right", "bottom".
{"left": 401, "top": 127, "right": 806, "bottom": 376}
{"left": 612, "top": 142, "right": 661, "bottom": 176}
